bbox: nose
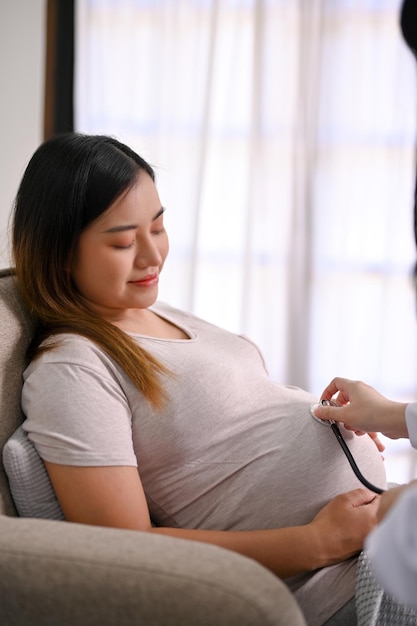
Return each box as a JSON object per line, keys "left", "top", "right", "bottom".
{"left": 134, "top": 236, "right": 163, "bottom": 268}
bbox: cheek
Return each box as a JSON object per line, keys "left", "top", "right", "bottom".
{"left": 96, "top": 253, "right": 133, "bottom": 285}
{"left": 71, "top": 236, "right": 97, "bottom": 282}
{"left": 72, "top": 246, "right": 115, "bottom": 291}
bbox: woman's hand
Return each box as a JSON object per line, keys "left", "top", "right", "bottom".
{"left": 308, "top": 488, "right": 380, "bottom": 568}
{"left": 313, "top": 377, "right": 408, "bottom": 440}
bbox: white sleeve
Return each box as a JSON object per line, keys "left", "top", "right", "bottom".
{"left": 405, "top": 403, "right": 417, "bottom": 449}
{"left": 365, "top": 483, "right": 417, "bottom": 609}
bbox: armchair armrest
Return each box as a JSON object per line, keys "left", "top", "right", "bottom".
{"left": 0, "top": 515, "right": 305, "bottom": 626}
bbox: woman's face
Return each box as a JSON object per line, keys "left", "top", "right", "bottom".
{"left": 71, "top": 172, "right": 169, "bottom": 323}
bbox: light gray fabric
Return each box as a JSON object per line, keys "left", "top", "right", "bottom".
{"left": 355, "top": 550, "right": 417, "bottom": 625}
{"left": 21, "top": 302, "right": 387, "bottom": 625}
{"left": 0, "top": 514, "right": 306, "bottom": 626}
{"left": 3, "top": 425, "right": 64, "bottom": 520}
{"left": 322, "top": 597, "right": 357, "bottom": 625}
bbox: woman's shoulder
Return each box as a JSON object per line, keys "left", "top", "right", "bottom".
{"left": 41, "top": 332, "right": 103, "bottom": 354}
{"left": 25, "top": 333, "right": 118, "bottom": 375}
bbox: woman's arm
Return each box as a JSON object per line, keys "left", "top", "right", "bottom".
{"left": 45, "top": 461, "right": 380, "bottom": 579}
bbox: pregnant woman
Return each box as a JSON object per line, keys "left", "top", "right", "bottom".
{"left": 13, "top": 133, "right": 385, "bottom": 625}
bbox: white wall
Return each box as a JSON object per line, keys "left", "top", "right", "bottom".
{"left": 0, "top": 0, "right": 46, "bottom": 268}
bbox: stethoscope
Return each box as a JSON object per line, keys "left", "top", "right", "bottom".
{"left": 310, "top": 399, "right": 385, "bottom": 495}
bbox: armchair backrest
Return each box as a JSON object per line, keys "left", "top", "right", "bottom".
{"left": 0, "top": 269, "right": 34, "bottom": 516}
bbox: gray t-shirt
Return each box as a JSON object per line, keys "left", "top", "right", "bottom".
{"left": 22, "top": 302, "right": 387, "bottom": 625}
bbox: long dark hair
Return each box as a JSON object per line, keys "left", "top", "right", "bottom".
{"left": 12, "top": 132, "right": 169, "bottom": 407}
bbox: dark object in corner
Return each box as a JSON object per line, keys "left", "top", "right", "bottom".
{"left": 401, "top": 0, "right": 417, "bottom": 58}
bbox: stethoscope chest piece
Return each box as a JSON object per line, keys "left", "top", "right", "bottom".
{"left": 309, "top": 400, "right": 337, "bottom": 427}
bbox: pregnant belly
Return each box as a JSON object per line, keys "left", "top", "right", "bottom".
{"left": 245, "top": 416, "right": 387, "bottom": 530}
{"left": 145, "top": 398, "right": 387, "bottom": 532}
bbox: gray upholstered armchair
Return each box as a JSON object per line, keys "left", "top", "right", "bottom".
{"left": 0, "top": 268, "right": 305, "bottom": 626}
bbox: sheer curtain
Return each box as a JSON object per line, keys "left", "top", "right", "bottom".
{"left": 75, "top": 0, "right": 417, "bottom": 407}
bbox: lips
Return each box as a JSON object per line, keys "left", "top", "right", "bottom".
{"left": 129, "top": 273, "right": 158, "bottom": 286}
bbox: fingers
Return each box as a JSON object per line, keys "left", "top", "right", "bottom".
{"left": 367, "top": 431, "right": 385, "bottom": 453}
{"left": 319, "top": 377, "right": 353, "bottom": 403}
{"left": 343, "top": 487, "right": 379, "bottom": 507}
{"left": 316, "top": 377, "right": 408, "bottom": 439}
{"left": 313, "top": 402, "right": 343, "bottom": 422}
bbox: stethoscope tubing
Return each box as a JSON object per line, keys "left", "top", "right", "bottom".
{"left": 311, "top": 400, "right": 385, "bottom": 495}
{"left": 329, "top": 421, "right": 384, "bottom": 494}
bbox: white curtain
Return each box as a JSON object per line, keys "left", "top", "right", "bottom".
{"left": 75, "top": 0, "right": 417, "bottom": 405}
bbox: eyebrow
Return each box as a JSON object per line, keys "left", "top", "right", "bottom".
{"left": 103, "top": 207, "right": 165, "bottom": 233}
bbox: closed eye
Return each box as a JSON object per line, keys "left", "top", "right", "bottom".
{"left": 113, "top": 241, "right": 135, "bottom": 250}
{"left": 151, "top": 211, "right": 165, "bottom": 236}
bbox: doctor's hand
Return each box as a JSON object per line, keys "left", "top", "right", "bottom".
{"left": 314, "top": 377, "right": 409, "bottom": 441}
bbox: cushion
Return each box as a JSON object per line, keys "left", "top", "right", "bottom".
{"left": 2, "top": 425, "right": 64, "bottom": 520}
